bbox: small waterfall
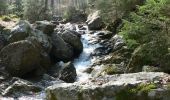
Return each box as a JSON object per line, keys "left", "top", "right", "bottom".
{"left": 73, "top": 25, "right": 101, "bottom": 82}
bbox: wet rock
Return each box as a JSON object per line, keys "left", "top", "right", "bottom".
{"left": 110, "top": 34, "right": 125, "bottom": 51}
{"left": 35, "top": 21, "right": 56, "bottom": 35}
{"left": 46, "top": 72, "right": 170, "bottom": 100}
{"left": 64, "top": 23, "right": 76, "bottom": 31}
{"left": 50, "top": 34, "right": 74, "bottom": 62}
{"left": 95, "top": 31, "right": 113, "bottom": 39}
{"left": 67, "top": 30, "right": 81, "bottom": 38}
{"left": 58, "top": 62, "right": 77, "bottom": 83}
{"left": 59, "top": 30, "right": 83, "bottom": 56}
{"left": 0, "top": 40, "right": 41, "bottom": 77}
{"left": 86, "top": 10, "right": 103, "bottom": 30}
{"left": 8, "top": 20, "right": 32, "bottom": 43}
{"left": 83, "top": 67, "right": 94, "bottom": 74}
{"left": 2, "top": 77, "right": 42, "bottom": 97}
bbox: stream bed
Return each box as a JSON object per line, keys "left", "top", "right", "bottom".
{"left": 1, "top": 23, "right": 103, "bottom": 100}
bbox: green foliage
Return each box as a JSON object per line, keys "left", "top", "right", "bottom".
{"left": 63, "top": 6, "right": 77, "bottom": 21}
{"left": 23, "top": 0, "right": 52, "bottom": 23}
{"left": 116, "top": 83, "right": 157, "bottom": 100}
{"left": 119, "top": 0, "right": 170, "bottom": 50}
{"left": 90, "top": 0, "right": 144, "bottom": 30}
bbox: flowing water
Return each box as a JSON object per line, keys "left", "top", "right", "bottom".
{"left": 1, "top": 24, "right": 101, "bottom": 100}
{"left": 74, "top": 25, "right": 101, "bottom": 82}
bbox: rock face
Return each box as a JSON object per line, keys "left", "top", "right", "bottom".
{"left": 86, "top": 11, "right": 103, "bottom": 30}
{"left": 8, "top": 20, "right": 32, "bottom": 43}
{"left": 2, "top": 77, "right": 42, "bottom": 96}
{"left": 59, "top": 62, "right": 77, "bottom": 83}
{"left": 34, "top": 21, "right": 56, "bottom": 35}
{"left": 51, "top": 33, "right": 74, "bottom": 62}
{"left": 59, "top": 30, "right": 83, "bottom": 56}
{"left": 31, "top": 29, "right": 52, "bottom": 53}
{"left": 46, "top": 72, "right": 170, "bottom": 100}
{"left": 110, "top": 35, "right": 125, "bottom": 51}
{"left": 0, "top": 40, "right": 41, "bottom": 76}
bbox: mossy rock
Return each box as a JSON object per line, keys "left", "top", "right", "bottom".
{"left": 116, "top": 83, "right": 157, "bottom": 100}
{"left": 127, "top": 42, "right": 168, "bottom": 72}
{"left": 103, "top": 64, "right": 124, "bottom": 75}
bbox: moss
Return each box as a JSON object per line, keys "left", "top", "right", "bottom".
{"left": 2, "top": 16, "right": 11, "bottom": 22}
{"left": 103, "top": 64, "right": 124, "bottom": 75}
{"left": 136, "top": 83, "right": 157, "bottom": 93}
{"left": 116, "top": 83, "right": 157, "bottom": 100}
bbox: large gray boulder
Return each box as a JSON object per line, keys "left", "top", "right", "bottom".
{"left": 34, "top": 21, "right": 56, "bottom": 35}
{"left": 0, "top": 40, "right": 41, "bottom": 76}
{"left": 86, "top": 11, "right": 103, "bottom": 30}
{"left": 46, "top": 72, "right": 170, "bottom": 100}
{"left": 8, "top": 20, "right": 32, "bottom": 43}
{"left": 59, "top": 30, "right": 83, "bottom": 56}
{"left": 51, "top": 34, "right": 74, "bottom": 62}
{"left": 31, "top": 29, "right": 52, "bottom": 53}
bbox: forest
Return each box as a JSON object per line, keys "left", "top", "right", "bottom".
{"left": 0, "top": 0, "right": 170, "bottom": 100}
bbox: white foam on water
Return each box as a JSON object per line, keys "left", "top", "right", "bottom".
{"left": 74, "top": 25, "right": 101, "bottom": 82}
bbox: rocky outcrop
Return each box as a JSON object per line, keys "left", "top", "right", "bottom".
{"left": 50, "top": 33, "right": 74, "bottom": 62}
{"left": 2, "top": 77, "right": 42, "bottom": 97}
{"left": 34, "top": 21, "right": 56, "bottom": 35}
{"left": 94, "top": 31, "right": 113, "bottom": 39}
{"left": 46, "top": 72, "right": 170, "bottom": 100}
{"left": 8, "top": 20, "right": 32, "bottom": 43}
{"left": 59, "top": 30, "right": 83, "bottom": 56}
{"left": 0, "top": 40, "right": 42, "bottom": 76}
{"left": 86, "top": 11, "right": 103, "bottom": 30}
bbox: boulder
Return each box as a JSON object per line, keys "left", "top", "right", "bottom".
{"left": 46, "top": 72, "right": 170, "bottom": 100}
{"left": 110, "top": 34, "right": 125, "bottom": 51}
{"left": 35, "top": 21, "right": 56, "bottom": 35}
{"left": 31, "top": 29, "right": 52, "bottom": 53}
{"left": 0, "top": 34, "right": 7, "bottom": 50}
{"left": 50, "top": 34, "right": 74, "bottom": 62}
{"left": 94, "top": 31, "right": 113, "bottom": 39}
{"left": 86, "top": 11, "right": 103, "bottom": 30}
{"left": 58, "top": 62, "right": 77, "bottom": 83}
{"left": 26, "top": 37, "right": 52, "bottom": 70}
{"left": 59, "top": 30, "right": 83, "bottom": 56}
{"left": 8, "top": 20, "right": 32, "bottom": 43}
{"left": 2, "top": 77, "right": 42, "bottom": 96}
{"left": 0, "top": 40, "right": 41, "bottom": 76}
